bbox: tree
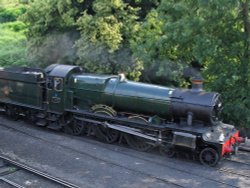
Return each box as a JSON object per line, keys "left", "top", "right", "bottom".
{"left": 0, "top": 0, "right": 28, "bottom": 67}
{"left": 75, "top": 0, "right": 143, "bottom": 79}
{"left": 204, "top": 0, "right": 250, "bottom": 127}
{"left": 22, "top": 0, "right": 146, "bottom": 80}
{"left": 22, "top": 0, "right": 84, "bottom": 67}
{"left": 22, "top": 0, "right": 250, "bottom": 127}
{"left": 131, "top": 0, "right": 250, "bottom": 127}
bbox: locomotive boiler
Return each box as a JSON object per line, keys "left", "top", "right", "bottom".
{"left": 0, "top": 64, "right": 245, "bottom": 166}
{"left": 70, "top": 72, "right": 222, "bottom": 126}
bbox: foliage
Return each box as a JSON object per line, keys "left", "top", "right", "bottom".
{"left": 22, "top": 0, "right": 144, "bottom": 79}
{"left": 26, "top": 31, "right": 79, "bottom": 68}
{"left": 22, "top": 0, "right": 91, "bottom": 67}
{"left": 0, "top": 0, "right": 28, "bottom": 68}
{"left": 0, "top": 21, "right": 27, "bottom": 67}
{"left": 131, "top": 0, "right": 250, "bottom": 127}
{"left": 76, "top": 36, "right": 143, "bottom": 80}
{"left": 3, "top": 0, "right": 250, "bottom": 128}
{"left": 130, "top": 8, "right": 188, "bottom": 85}
{"left": 199, "top": 0, "right": 250, "bottom": 127}
{"left": 77, "top": 0, "right": 139, "bottom": 51}
{"left": 0, "top": 6, "right": 27, "bottom": 22}
{"left": 76, "top": 0, "right": 143, "bottom": 79}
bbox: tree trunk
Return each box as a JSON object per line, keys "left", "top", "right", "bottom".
{"left": 241, "top": 0, "right": 250, "bottom": 59}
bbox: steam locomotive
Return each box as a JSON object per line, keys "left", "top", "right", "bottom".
{"left": 0, "top": 64, "right": 245, "bottom": 166}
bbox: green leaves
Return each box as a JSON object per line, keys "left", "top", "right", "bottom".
{"left": 77, "top": 0, "right": 138, "bottom": 51}
{"left": 16, "top": 0, "right": 250, "bottom": 128}
{"left": 75, "top": 36, "right": 143, "bottom": 80}
{"left": 0, "top": 1, "right": 28, "bottom": 67}
{"left": 78, "top": 13, "right": 123, "bottom": 51}
{"left": 130, "top": 0, "right": 250, "bottom": 127}
{"left": 21, "top": 0, "right": 143, "bottom": 79}
{"left": 0, "top": 5, "right": 27, "bottom": 23}
{"left": 0, "top": 21, "right": 27, "bottom": 67}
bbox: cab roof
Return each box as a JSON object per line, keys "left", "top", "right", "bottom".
{"left": 45, "top": 64, "right": 82, "bottom": 78}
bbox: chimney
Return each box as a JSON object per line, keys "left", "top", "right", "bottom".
{"left": 191, "top": 76, "right": 203, "bottom": 92}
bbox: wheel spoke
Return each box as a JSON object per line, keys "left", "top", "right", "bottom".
{"left": 159, "top": 146, "right": 176, "bottom": 158}
{"left": 125, "top": 134, "right": 152, "bottom": 152}
{"left": 64, "top": 118, "right": 86, "bottom": 136}
{"left": 199, "top": 147, "right": 219, "bottom": 166}
{"left": 93, "top": 110, "right": 120, "bottom": 143}
{"left": 125, "top": 116, "right": 153, "bottom": 152}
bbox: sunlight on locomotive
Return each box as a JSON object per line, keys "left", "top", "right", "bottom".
{"left": 219, "top": 133, "right": 225, "bottom": 142}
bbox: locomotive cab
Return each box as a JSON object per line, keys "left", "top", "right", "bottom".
{"left": 45, "top": 64, "right": 82, "bottom": 113}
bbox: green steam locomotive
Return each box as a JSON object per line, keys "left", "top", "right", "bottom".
{"left": 0, "top": 64, "right": 245, "bottom": 166}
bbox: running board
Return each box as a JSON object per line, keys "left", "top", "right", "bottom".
{"left": 74, "top": 116, "right": 162, "bottom": 143}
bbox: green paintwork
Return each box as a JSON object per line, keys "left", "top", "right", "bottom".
{"left": 47, "top": 82, "right": 64, "bottom": 113}
{"left": 0, "top": 68, "right": 45, "bottom": 108}
{"left": 0, "top": 64, "right": 174, "bottom": 119}
{"left": 46, "top": 64, "right": 82, "bottom": 113}
{"left": 68, "top": 74, "right": 174, "bottom": 118}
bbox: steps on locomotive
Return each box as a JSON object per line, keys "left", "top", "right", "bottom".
{"left": 47, "top": 123, "right": 62, "bottom": 130}
{"left": 36, "top": 113, "right": 59, "bottom": 121}
{"left": 36, "top": 113, "right": 46, "bottom": 119}
{"left": 46, "top": 116, "right": 58, "bottom": 121}
{"left": 0, "top": 108, "right": 5, "bottom": 113}
{"left": 36, "top": 119, "right": 47, "bottom": 127}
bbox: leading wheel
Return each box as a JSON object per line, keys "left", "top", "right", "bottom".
{"left": 199, "top": 147, "right": 219, "bottom": 166}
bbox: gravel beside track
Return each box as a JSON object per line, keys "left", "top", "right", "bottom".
{"left": 0, "top": 116, "right": 250, "bottom": 188}
{"left": 0, "top": 156, "right": 80, "bottom": 188}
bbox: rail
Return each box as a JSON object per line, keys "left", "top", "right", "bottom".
{"left": 0, "top": 155, "right": 81, "bottom": 188}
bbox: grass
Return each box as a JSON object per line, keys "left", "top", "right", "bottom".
{"left": 0, "top": 21, "right": 27, "bottom": 66}
{"left": 0, "top": 0, "right": 28, "bottom": 67}
{"left": 0, "top": 0, "right": 20, "bottom": 7}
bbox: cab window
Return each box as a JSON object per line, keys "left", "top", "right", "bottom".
{"left": 54, "top": 77, "right": 63, "bottom": 91}
{"left": 47, "top": 77, "right": 53, "bottom": 90}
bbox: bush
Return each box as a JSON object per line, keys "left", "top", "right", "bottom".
{"left": 0, "top": 21, "right": 28, "bottom": 67}
{"left": 0, "top": 6, "right": 27, "bottom": 23}
{"left": 2, "top": 21, "right": 27, "bottom": 32}
{"left": 19, "top": 0, "right": 30, "bottom": 4}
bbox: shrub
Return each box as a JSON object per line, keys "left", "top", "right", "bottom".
{"left": 0, "top": 6, "right": 27, "bottom": 23}
{"left": 3, "top": 21, "right": 27, "bottom": 32}
{"left": 0, "top": 21, "right": 28, "bottom": 67}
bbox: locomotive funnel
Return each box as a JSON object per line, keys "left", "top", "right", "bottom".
{"left": 191, "top": 77, "right": 203, "bottom": 92}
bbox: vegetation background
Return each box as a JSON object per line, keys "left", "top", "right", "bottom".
{"left": 0, "top": 0, "right": 27, "bottom": 66}
{"left": 0, "top": 0, "right": 249, "bottom": 130}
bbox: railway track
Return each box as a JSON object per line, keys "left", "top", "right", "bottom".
{"left": 219, "top": 167, "right": 250, "bottom": 178}
{"left": 224, "top": 149, "right": 250, "bottom": 168}
{"left": 0, "top": 121, "right": 184, "bottom": 188}
{"left": 226, "top": 158, "right": 250, "bottom": 167}
{"left": 76, "top": 134, "right": 250, "bottom": 188}
{"left": 0, "top": 119, "right": 250, "bottom": 188}
{"left": 0, "top": 155, "right": 81, "bottom": 188}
